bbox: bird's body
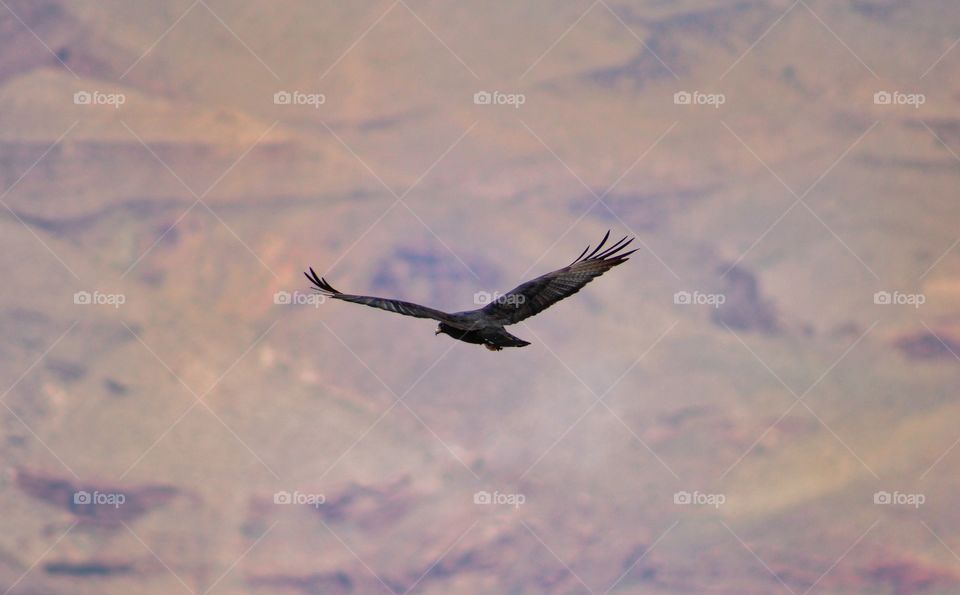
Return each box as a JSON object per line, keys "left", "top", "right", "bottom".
{"left": 435, "top": 322, "right": 531, "bottom": 351}
{"left": 305, "top": 231, "right": 636, "bottom": 351}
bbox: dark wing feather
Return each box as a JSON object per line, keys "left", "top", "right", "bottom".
{"left": 480, "top": 231, "right": 636, "bottom": 325}
{"left": 304, "top": 268, "right": 453, "bottom": 323}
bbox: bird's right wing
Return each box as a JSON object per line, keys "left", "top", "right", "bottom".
{"left": 480, "top": 231, "right": 636, "bottom": 325}
{"left": 305, "top": 268, "right": 455, "bottom": 323}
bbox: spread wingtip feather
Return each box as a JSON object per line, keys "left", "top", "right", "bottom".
{"left": 571, "top": 231, "right": 635, "bottom": 265}
{"left": 305, "top": 268, "right": 341, "bottom": 295}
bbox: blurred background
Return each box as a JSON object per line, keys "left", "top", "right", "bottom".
{"left": 1, "top": 1, "right": 959, "bottom": 593}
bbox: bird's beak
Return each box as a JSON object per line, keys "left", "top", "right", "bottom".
{"left": 435, "top": 329, "right": 442, "bottom": 335}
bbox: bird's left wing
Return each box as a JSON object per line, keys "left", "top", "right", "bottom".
{"left": 480, "top": 231, "right": 636, "bottom": 325}
{"left": 305, "top": 268, "right": 455, "bottom": 323}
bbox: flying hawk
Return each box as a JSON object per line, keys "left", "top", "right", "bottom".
{"left": 305, "top": 231, "right": 636, "bottom": 351}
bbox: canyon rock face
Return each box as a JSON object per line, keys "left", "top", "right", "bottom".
{"left": 1, "top": 1, "right": 959, "bottom": 593}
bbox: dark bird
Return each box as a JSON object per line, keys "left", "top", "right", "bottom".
{"left": 305, "top": 231, "right": 636, "bottom": 351}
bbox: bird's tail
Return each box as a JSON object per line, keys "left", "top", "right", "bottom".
{"left": 500, "top": 330, "right": 531, "bottom": 347}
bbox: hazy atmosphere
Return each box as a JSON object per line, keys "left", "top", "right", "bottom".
{"left": 2, "top": 1, "right": 960, "bottom": 593}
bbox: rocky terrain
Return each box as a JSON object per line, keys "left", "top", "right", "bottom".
{"left": 1, "top": 0, "right": 960, "bottom": 593}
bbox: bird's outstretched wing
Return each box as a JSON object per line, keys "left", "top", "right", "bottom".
{"left": 480, "top": 231, "right": 636, "bottom": 325}
{"left": 305, "top": 268, "right": 455, "bottom": 323}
